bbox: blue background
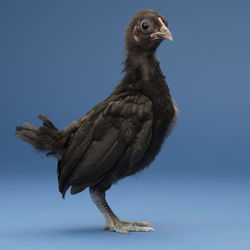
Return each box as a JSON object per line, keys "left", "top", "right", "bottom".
{"left": 1, "top": 0, "right": 250, "bottom": 249}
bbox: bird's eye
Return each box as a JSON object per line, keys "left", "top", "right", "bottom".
{"left": 140, "top": 20, "right": 153, "bottom": 33}
{"left": 142, "top": 22, "right": 149, "bottom": 30}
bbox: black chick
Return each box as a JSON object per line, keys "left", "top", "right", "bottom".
{"left": 15, "top": 9, "right": 178, "bottom": 233}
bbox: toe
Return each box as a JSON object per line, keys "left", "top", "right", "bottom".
{"left": 131, "top": 226, "right": 155, "bottom": 232}
{"left": 134, "top": 221, "right": 152, "bottom": 226}
{"left": 120, "top": 220, "right": 152, "bottom": 227}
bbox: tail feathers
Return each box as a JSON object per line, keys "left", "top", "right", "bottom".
{"left": 37, "top": 114, "right": 57, "bottom": 130}
{"left": 15, "top": 114, "right": 67, "bottom": 153}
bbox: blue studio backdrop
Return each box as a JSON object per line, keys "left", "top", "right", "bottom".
{"left": 1, "top": 0, "right": 250, "bottom": 250}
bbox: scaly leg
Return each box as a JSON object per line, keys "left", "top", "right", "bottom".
{"left": 89, "top": 188, "right": 155, "bottom": 234}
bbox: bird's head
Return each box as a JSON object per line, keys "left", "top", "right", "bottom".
{"left": 125, "top": 9, "right": 173, "bottom": 55}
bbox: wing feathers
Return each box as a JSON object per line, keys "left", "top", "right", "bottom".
{"left": 58, "top": 120, "right": 94, "bottom": 192}
{"left": 69, "top": 127, "right": 125, "bottom": 186}
{"left": 130, "top": 120, "right": 153, "bottom": 166}
{"left": 58, "top": 94, "right": 153, "bottom": 196}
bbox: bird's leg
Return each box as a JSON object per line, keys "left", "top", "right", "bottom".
{"left": 89, "top": 188, "right": 155, "bottom": 234}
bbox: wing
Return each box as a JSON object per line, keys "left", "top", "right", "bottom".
{"left": 58, "top": 94, "right": 153, "bottom": 197}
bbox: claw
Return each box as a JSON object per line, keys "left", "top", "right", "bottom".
{"left": 144, "top": 226, "right": 155, "bottom": 232}
{"left": 102, "top": 224, "right": 110, "bottom": 230}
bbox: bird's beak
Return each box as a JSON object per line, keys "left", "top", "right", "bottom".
{"left": 151, "top": 17, "right": 174, "bottom": 41}
{"left": 151, "top": 27, "right": 173, "bottom": 41}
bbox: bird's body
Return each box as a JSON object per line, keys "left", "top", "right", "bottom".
{"left": 15, "top": 9, "right": 177, "bottom": 233}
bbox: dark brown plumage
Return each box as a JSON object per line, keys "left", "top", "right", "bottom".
{"left": 15, "top": 9, "right": 178, "bottom": 233}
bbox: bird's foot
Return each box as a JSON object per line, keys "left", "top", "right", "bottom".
{"left": 103, "top": 220, "right": 155, "bottom": 234}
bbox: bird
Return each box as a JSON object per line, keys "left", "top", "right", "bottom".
{"left": 15, "top": 9, "right": 178, "bottom": 233}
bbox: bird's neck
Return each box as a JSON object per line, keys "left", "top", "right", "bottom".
{"left": 121, "top": 52, "right": 169, "bottom": 96}
{"left": 123, "top": 52, "right": 157, "bottom": 81}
